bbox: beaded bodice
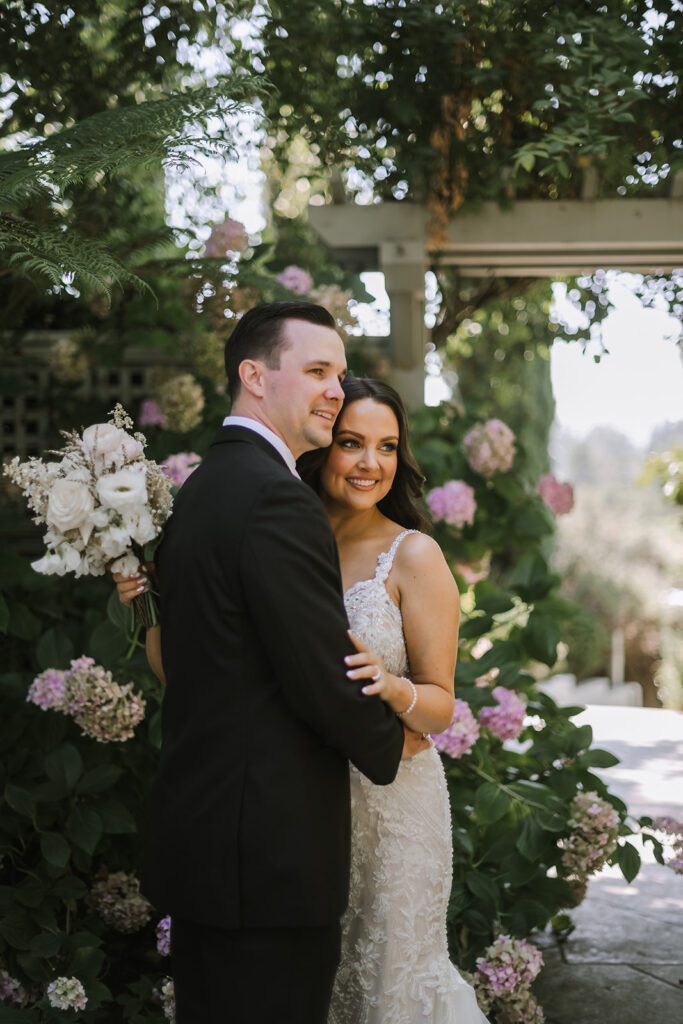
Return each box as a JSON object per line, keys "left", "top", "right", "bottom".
{"left": 343, "top": 530, "right": 417, "bottom": 678}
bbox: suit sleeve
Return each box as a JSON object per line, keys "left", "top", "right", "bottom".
{"left": 239, "top": 476, "right": 404, "bottom": 785}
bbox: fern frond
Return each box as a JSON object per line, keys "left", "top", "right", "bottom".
{"left": 0, "top": 75, "right": 269, "bottom": 210}
{"left": 0, "top": 213, "right": 152, "bottom": 299}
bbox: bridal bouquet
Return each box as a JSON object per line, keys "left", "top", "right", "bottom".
{"left": 4, "top": 404, "right": 173, "bottom": 627}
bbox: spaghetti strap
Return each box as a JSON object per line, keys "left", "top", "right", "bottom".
{"left": 374, "top": 529, "right": 419, "bottom": 584}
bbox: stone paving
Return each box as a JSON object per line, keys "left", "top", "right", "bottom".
{"left": 532, "top": 705, "right": 683, "bottom": 1024}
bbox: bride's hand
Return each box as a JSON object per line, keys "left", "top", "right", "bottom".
{"left": 111, "top": 570, "right": 149, "bottom": 607}
{"left": 345, "top": 632, "right": 404, "bottom": 706}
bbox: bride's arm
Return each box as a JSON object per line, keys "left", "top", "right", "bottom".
{"left": 346, "top": 534, "right": 458, "bottom": 734}
{"left": 111, "top": 571, "right": 166, "bottom": 686}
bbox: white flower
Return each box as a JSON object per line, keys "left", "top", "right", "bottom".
{"left": 32, "top": 543, "right": 83, "bottom": 576}
{"left": 121, "top": 506, "right": 156, "bottom": 544}
{"left": 98, "top": 525, "right": 133, "bottom": 559}
{"left": 83, "top": 423, "right": 143, "bottom": 469}
{"left": 97, "top": 467, "right": 148, "bottom": 511}
{"left": 45, "top": 479, "right": 94, "bottom": 533}
{"left": 110, "top": 551, "right": 142, "bottom": 576}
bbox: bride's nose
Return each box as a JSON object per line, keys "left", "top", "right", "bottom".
{"left": 358, "top": 446, "right": 379, "bottom": 470}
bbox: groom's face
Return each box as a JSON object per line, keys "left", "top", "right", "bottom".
{"left": 262, "top": 319, "right": 347, "bottom": 457}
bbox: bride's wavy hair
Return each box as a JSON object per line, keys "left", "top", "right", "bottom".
{"left": 298, "top": 377, "right": 428, "bottom": 531}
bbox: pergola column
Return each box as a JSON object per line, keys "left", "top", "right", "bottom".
{"left": 379, "top": 240, "right": 427, "bottom": 411}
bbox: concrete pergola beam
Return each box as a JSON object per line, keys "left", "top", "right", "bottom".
{"left": 310, "top": 199, "right": 683, "bottom": 276}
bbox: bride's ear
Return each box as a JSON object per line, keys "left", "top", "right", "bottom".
{"left": 238, "top": 359, "right": 266, "bottom": 397}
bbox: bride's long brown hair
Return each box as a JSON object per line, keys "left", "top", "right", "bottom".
{"left": 297, "top": 377, "right": 428, "bottom": 531}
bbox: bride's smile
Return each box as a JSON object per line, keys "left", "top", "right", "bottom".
{"left": 320, "top": 397, "right": 399, "bottom": 512}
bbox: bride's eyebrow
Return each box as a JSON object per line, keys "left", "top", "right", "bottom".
{"left": 337, "top": 429, "right": 399, "bottom": 442}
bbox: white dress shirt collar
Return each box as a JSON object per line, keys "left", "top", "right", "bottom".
{"left": 222, "top": 415, "right": 300, "bottom": 479}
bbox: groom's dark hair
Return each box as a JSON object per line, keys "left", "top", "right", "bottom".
{"left": 225, "top": 301, "right": 337, "bottom": 401}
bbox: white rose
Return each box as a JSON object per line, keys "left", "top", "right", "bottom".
{"left": 82, "top": 424, "right": 143, "bottom": 469}
{"left": 96, "top": 467, "right": 148, "bottom": 511}
{"left": 46, "top": 479, "right": 94, "bottom": 533}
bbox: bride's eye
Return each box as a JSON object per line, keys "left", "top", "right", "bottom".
{"left": 339, "top": 438, "right": 360, "bottom": 448}
{"left": 380, "top": 443, "right": 398, "bottom": 453}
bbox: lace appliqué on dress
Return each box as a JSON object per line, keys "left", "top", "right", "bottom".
{"left": 328, "top": 531, "right": 489, "bottom": 1024}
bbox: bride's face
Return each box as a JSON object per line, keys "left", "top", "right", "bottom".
{"left": 320, "top": 398, "right": 399, "bottom": 511}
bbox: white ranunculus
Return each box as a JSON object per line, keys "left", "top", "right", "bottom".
{"left": 110, "top": 551, "right": 142, "bottom": 576}
{"left": 46, "top": 479, "right": 95, "bottom": 533}
{"left": 122, "top": 506, "right": 156, "bottom": 545}
{"left": 96, "top": 467, "right": 148, "bottom": 511}
{"left": 82, "top": 424, "right": 143, "bottom": 469}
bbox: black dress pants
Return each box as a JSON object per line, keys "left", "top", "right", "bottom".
{"left": 170, "top": 917, "right": 342, "bottom": 1024}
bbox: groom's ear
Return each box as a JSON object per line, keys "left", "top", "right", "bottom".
{"left": 238, "top": 358, "right": 267, "bottom": 397}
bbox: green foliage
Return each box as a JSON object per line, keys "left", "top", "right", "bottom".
{"left": 238, "top": 0, "right": 683, "bottom": 204}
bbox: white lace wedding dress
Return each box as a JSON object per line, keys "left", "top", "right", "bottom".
{"left": 328, "top": 531, "right": 489, "bottom": 1024}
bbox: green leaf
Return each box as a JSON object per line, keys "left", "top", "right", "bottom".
{"left": 0, "top": 909, "right": 35, "bottom": 950}
{"left": 522, "top": 612, "right": 560, "bottom": 666}
{"left": 30, "top": 932, "right": 63, "bottom": 957}
{"left": 97, "top": 800, "right": 137, "bottom": 834}
{"left": 76, "top": 764, "right": 124, "bottom": 794}
{"left": 4, "top": 784, "right": 36, "bottom": 819}
{"left": 68, "top": 945, "right": 105, "bottom": 982}
{"left": 107, "top": 588, "right": 132, "bottom": 632}
{"left": 473, "top": 581, "right": 515, "bottom": 616}
{"left": 508, "top": 780, "right": 567, "bottom": 814}
{"left": 576, "top": 748, "right": 620, "bottom": 769}
{"left": 462, "top": 908, "right": 493, "bottom": 933}
{"left": 0, "top": 592, "right": 9, "bottom": 633}
{"left": 518, "top": 151, "right": 535, "bottom": 172}
{"left": 465, "top": 871, "right": 500, "bottom": 909}
{"left": 452, "top": 828, "right": 474, "bottom": 855}
{"left": 40, "top": 831, "right": 70, "bottom": 868}
{"left": 517, "top": 815, "right": 547, "bottom": 861}
{"left": 565, "top": 724, "right": 593, "bottom": 756}
{"left": 66, "top": 805, "right": 103, "bottom": 854}
{"left": 8, "top": 601, "right": 42, "bottom": 640}
{"left": 459, "top": 614, "right": 494, "bottom": 639}
{"left": 617, "top": 841, "right": 641, "bottom": 883}
{"left": 35, "top": 628, "right": 74, "bottom": 672}
{"left": 51, "top": 875, "right": 88, "bottom": 900}
{"left": 45, "top": 743, "right": 83, "bottom": 792}
{"left": 474, "top": 782, "right": 511, "bottom": 824}
{"left": 88, "top": 618, "right": 129, "bottom": 665}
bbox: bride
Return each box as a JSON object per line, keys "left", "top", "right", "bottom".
{"left": 114, "top": 376, "right": 488, "bottom": 1024}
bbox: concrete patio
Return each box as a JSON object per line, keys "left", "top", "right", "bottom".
{"left": 532, "top": 705, "right": 683, "bottom": 1024}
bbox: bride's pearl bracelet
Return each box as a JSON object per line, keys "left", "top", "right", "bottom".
{"left": 396, "top": 678, "right": 418, "bottom": 717}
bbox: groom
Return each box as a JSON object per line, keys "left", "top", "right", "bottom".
{"left": 143, "top": 302, "right": 413, "bottom": 1023}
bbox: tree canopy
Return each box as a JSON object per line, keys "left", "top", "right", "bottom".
{"left": 241, "top": 0, "right": 682, "bottom": 220}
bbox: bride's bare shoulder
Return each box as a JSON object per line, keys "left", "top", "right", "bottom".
{"left": 393, "top": 531, "right": 452, "bottom": 580}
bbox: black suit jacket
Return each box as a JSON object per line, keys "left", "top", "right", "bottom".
{"left": 142, "top": 426, "right": 404, "bottom": 929}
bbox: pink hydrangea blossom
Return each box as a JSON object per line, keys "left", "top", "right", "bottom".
{"left": 156, "top": 915, "right": 171, "bottom": 956}
{"left": 46, "top": 977, "right": 87, "bottom": 1012}
{"left": 276, "top": 265, "right": 314, "bottom": 295}
{"left": 431, "top": 699, "right": 480, "bottom": 757}
{"left": 538, "top": 474, "right": 574, "bottom": 515}
{"left": 463, "top": 419, "right": 516, "bottom": 477}
{"left": 479, "top": 686, "right": 526, "bottom": 741}
{"left": 652, "top": 816, "right": 682, "bottom": 835}
{"left": 453, "top": 553, "right": 490, "bottom": 584}
{"left": 0, "top": 966, "right": 29, "bottom": 1007}
{"left": 139, "top": 399, "right": 166, "bottom": 428}
{"left": 161, "top": 452, "right": 201, "bottom": 488}
{"left": 652, "top": 816, "right": 683, "bottom": 875}
{"left": 204, "top": 216, "right": 248, "bottom": 257}
{"left": 476, "top": 934, "right": 544, "bottom": 997}
{"left": 27, "top": 669, "right": 68, "bottom": 710}
{"left": 560, "top": 791, "right": 620, "bottom": 879}
{"left": 427, "top": 480, "right": 476, "bottom": 529}
{"left": 88, "top": 871, "right": 152, "bottom": 933}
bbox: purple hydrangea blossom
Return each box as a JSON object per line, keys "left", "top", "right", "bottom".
{"left": 27, "top": 669, "right": 68, "bottom": 711}
{"left": 476, "top": 934, "right": 544, "bottom": 997}
{"left": 276, "top": 265, "right": 314, "bottom": 295}
{"left": 463, "top": 419, "right": 516, "bottom": 477}
{"left": 204, "top": 217, "right": 248, "bottom": 257}
{"left": 427, "top": 480, "right": 476, "bottom": 529}
{"left": 160, "top": 453, "right": 201, "bottom": 487}
{"left": 139, "top": 399, "right": 166, "bottom": 428}
{"left": 156, "top": 915, "right": 171, "bottom": 956}
{"left": 479, "top": 686, "right": 526, "bottom": 741}
{"left": 431, "top": 699, "right": 480, "bottom": 758}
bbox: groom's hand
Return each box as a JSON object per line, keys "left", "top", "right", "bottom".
{"left": 401, "top": 724, "right": 431, "bottom": 760}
